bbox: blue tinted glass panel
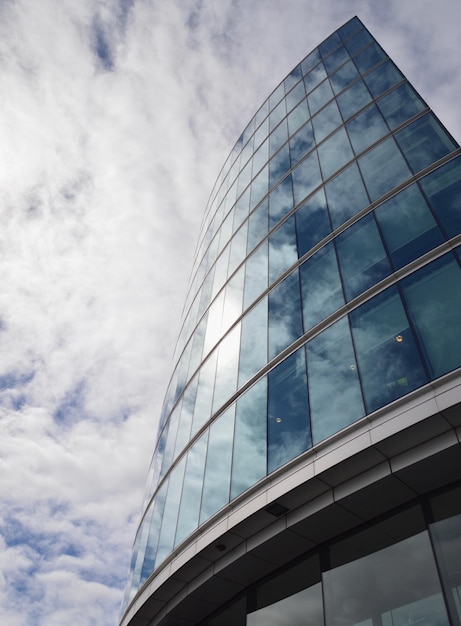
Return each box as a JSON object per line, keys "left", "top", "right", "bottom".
{"left": 175, "top": 432, "right": 207, "bottom": 546}
{"left": 191, "top": 350, "right": 217, "bottom": 435}
{"left": 268, "top": 349, "right": 311, "bottom": 472}
{"left": 301, "top": 49, "right": 321, "bottom": 75}
{"left": 346, "top": 103, "right": 388, "bottom": 155}
{"left": 308, "top": 79, "right": 334, "bottom": 115}
{"left": 289, "top": 122, "right": 315, "bottom": 166}
{"left": 269, "top": 175, "right": 294, "bottom": 228}
{"left": 292, "top": 151, "right": 322, "bottom": 205}
{"left": 213, "top": 323, "right": 241, "bottom": 412}
{"left": 247, "top": 199, "right": 268, "bottom": 254}
{"left": 323, "top": 45, "right": 350, "bottom": 74}
{"left": 140, "top": 484, "right": 166, "bottom": 582}
{"left": 318, "top": 127, "right": 354, "bottom": 180}
{"left": 377, "top": 82, "right": 426, "bottom": 130}
{"left": 250, "top": 165, "right": 269, "bottom": 211}
{"left": 231, "top": 377, "right": 267, "bottom": 499}
{"left": 336, "top": 213, "right": 391, "bottom": 300}
{"left": 270, "top": 83, "right": 285, "bottom": 110}
{"left": 269, "top": 269, "right": 303, "bottom": 359}
{"left": 288, "top": 98, "right": 310, "bottom": 136}
{"left": 269, "top": 120, "right": 288, "bottom": 158}
{"left": 312, "top": 100, "right": 342, "bottom": 143}
{"left": 269, "top": 144, "right": 291, "bottom": 188}
{"left": 319, "top": 32, "right": 341, "bottom": 58}
{"left": 295, "top": 188, "right": 331, "bottom": 257}
{"left": 375, "top": 184, "right": 444, "bottom": 269}
{"left": 344, "top": 28, "right": 373, "bottom": 56}
{"left": 330, "top": 60, "right": 360, "bottom": 95}
{"left": 156, "top": 456, "right": 186, "bottom": 565}
{"left": 419, "top": 157, "right": 461, "bottom": 238}
{"left": 252, "top": 137, "right": 269, "bottom": 177}
{"left": 307, "top": 317, "right": 365, "bottom": 444}
{"left": 325, "top": 162, "right": 369, "bottom": 229}
{"left": 254, "top": 116, "right": 269, "bottom": 149}
{"left": 353, "top": 42, "right": 386, "bottom": 73}
{"left": 200, "top": 405, "right": 234, "bottom": 524}
{"left": 270, "top": 99, "right": 287, "bottom": 131}
{"left": 364, "top": 60, "right": 404, "bottom": 98}
{"left": 269, "top": 215, "right": 298, "bottom": 283}
{"left": 300, "top": 242, "right": 344, "bottom": 330}
{"left": 350, "top": 287, "right": 427, "bottom": 413}
{"left": 239, "top": 296, "right": 268, "bottom": 386}
{"left": 395, "top": 113, "right": 457, "bottom": 174}
{"left": 401, "top": 253, "right": 461, "bottom": 378}
{"left": 285, "top": 80, "right": 307, "bottom": 114}
{"left": 359, "top": 137, "right": 411, "bottom": 201}
{"left": 337, "top": 79, "right": 372, "bottom": 120}
{"left": 284, "top": 65, "right": 303, "bottom": 93}
{"left": 338, "top": 17, "right": 362, "bottom": 41}
{"left": 174, "top": 375, "right": 197, "bottom": 455}
{"left": 244, "top": 240, "right": 268, "bottom": 309}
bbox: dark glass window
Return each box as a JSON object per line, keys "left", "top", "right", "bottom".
{"left": 301, "top": 48, "right": 321, "bottom": 76}
{"left": 430, "top": 512, "right": 461, "bottom": 624}
{"left": 238, "top": 296, "right": 268, "bottom": 386}
{"left": 350, "top": 287, "right": 427, "bottom": 413}
{"left": 285, "top": 79, "right": 306, "bottom": 114}
{"left": 307, "top": 317, "right": 365, "bottom": 444}
{"left": 292, "top": 151, "right": 322, "bottom": 205}
{"left": 231, "top": 377, "right": 267, "bottom": 499}
{"left": 378, "top": 81, "right": 426, "bottom": 129}
{"left": 289, "top": 120, "right": 315, "bottom": 166}
{"left": 269, "top": 269, "right": 303, "bottom": 359}
{"left": 338, "top": 17, "right": 362, "bottom": 41}
{"left": 318, "top": 127, "right": 354, "bottom": 180}
{"left": 401, "top": 253, "right": 461, "bottom": 379}
{"left": 343, "top": 27, "right": 373, "bottom": 56}
{"left": 337, "top": 79, "right": 372, "bottom": 120}
{"left": 268, "top": 349, "right": 311, "bottom": 472}
{"left": 295, "top": 188, "right": 331, "bottom": 257}
{"left": 304, "top": 62, "right": 327, "bottom": 95}
{"left": 284, "top": 65, "right": 303, "bottom": 93}
{"left": 354, "top": 42, "right": 386, "bottom": 73}
{"left": 312, "top": 100, "right": 343, "bottom": 143}
{"left": 269, "top": 143, "right": 291, "bottom": 188}
{"left": 300, "top": 242, "right": 344, "bottom": 330}
{"left": 269, "top": 120, "right": 288, "bottom": 158}
{"left": 200, "top": 405, "right": 234, "bottom": 524}
{"left": 419, "top": 156, "right": 461, "bottom": 238}
{"left": 336, "top": 213, "right": 391, "bottom": 301}
{"left": 395, "top": 113, "right": 457, "bottom": 174}
{"left": 319, "top": 32, "right": 341, "bottom": 58}
{"left": 375, "top": 184, "right": 445, "bottom": 269}
{"left": 364, "top": 59, "right": 404, "bottom": 98}
{"left": 359, "top": 137, "right": 411, "bottom": 201}
{"left": 325, "top": 162, "right": 369, "bottom": 229}
{"left": 308, "top": 78, "right": 334, "bottom": 114}
{"left": 346, "top": 103, "right": 389, "bottom": 155}
{"left": 269, "top": 215, "right": 298, "bottom": 283}
{"left": 269, "top": 98, "right": 286, "bottom": 131}
{"left": 329, "top": 59, "right": 360, "bottom": 95}
{"left": 269, "top": 174, "right": 294, "bottom": 229}
{"left": 323, "top": 45, "right": 350, "bottom": 74}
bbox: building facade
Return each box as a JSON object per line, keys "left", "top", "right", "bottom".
{"left": 121, "top": 16, "right": 461, "bottom": 626}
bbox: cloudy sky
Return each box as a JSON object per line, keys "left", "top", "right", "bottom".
{"left": 0, "top": 1, "right": 459, "bottom": 624}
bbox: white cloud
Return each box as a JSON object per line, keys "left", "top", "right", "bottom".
{"left": 0, "top": 0, "right": 459, "bottom": 624}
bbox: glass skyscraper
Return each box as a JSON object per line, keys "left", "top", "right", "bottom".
{"left": 121, "top": 17, "right": 461, "bottom": 626}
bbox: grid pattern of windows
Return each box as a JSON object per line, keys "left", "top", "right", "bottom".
{"left": 122, "top": 17, "right": 461, "bottom": 612}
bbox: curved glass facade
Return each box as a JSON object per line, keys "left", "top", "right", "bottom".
{"left": 121, "top": 16, "right": 461, "bottom": 620}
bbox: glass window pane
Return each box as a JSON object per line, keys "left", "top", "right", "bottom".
{"left": 254, "top": 115, "right": 269, "bottom": 150}
{"left": 174, "top": 375, "right": 197, "bottom": 455}
{"left": 250, "top": 164, "right": 269, "bottom": 211}
{"left": 395, "top": 113, "right": 457, "bottom": 174}
{"left": 292, "top": 151, "right": 322, "bottom": 205}
{"left": 269, "top": 215, "right": 298, "bottom": 283}
{"left": 350, "top": 287, "right": 427, "bottom": 413}
{"left": 239, "top": 296, "right": 268, "bottom": 386}
{"left": 287, "top": 98, "right": 310, "bottom": 135}
{"left": 338, "top": 17, "right": 362, "bottom": 41}
{"left": 285, "top": 79, "right": 306, "bottom": 114}
{"left": 191, "top": 349, "right": 218, "bottom": 436}
{"left": 319, "top": 32, "right": 341, "bottom": 58}
{"left": 269, "top": 174, "right": 294, "bottom": 229}
{"left": 200, "top": 405, "right": 234, "bottom": 524}
{"left": 318, "top": 127, "right": 354, "bottom": 180}
{"left": 312, "top": 100, "right": 343, "bottom": 143}
{"left": 346, "top": 103, "right": 388, "bottom": 155}
{"left": 269, "top": 98, "right": 286, "bottom": 131}
{"left": 325, "top": 163, "right": 369, "bottom": 228}
{"left": 228, "top": 223, "right": 248, "bottom": 276}
{"left": 247, "top": 199, "right": 268, "bottom": 254}
{"left": 364, "top": 59, "right": 404, "bottom": 98}
{"left": 213, "top": 323, "right": 241, "bottom": 412}
{"left": 244, "top": 240, "right": 268, "bottom": 309}
{"left": 156, "top": 457, "right": 186, "bottom": 565}
{"left": 353, "top": 42, "right": 386, "bottom": 73}
{"left": 268, "top": 269, "right": 303, "bottom": 359}
{"left": 304, "top": 62, "right": 327, "bottom": 95}
{"left": 284, "top": 65, "right": 302, "bottom": 93}
{"left": 378, "top": 82, "right": 426, "bottom": 130}
{"left": 269, "top": 120, "right": 288, "bottom": 158}
{"left": 268, "top": 349, "right": 311, "bottom": 472}
{"left": 430, "top": 512, "right": 461, "bottom": 624}
{"left": 401, "top": 253, "right": 461, "bottom": 378}
{"left": 324, "top": 530, "right": 449, "bottom": 626}
{"left": 300, "top": 242, "right": 344, "bottom": 330}
{"left": 307, "top": 317, "right": 365, "bottom": 444}
{"left": 308, "top": 78, "right": 334, "bottom": 115}
{"left": 295, "top": 188, "right": 331, "bottom": 257}
{"left": 337, "top": 79, "right": 372, "bottom": 120}
{"left": 269, "top": 143, "right": 291, "bottom": 188}
{"left": 252, "top": 136, "right": 269, "bottom": 177}
{"left": 336, "top": 213, "right": 391, "bottom": 301}
{"left": 289, "top": 121, "right": 315, "bottom": 166}
{"left": 231, "top": 377, "right": 267, "bottom": 499}
{"left": 375, "top": 184, "right": 444, "bottom": 269}
{"left": 419, "top": 156, "right": 461, "bottom": 238}
{"left": 249, "top": 581, "right": 323, "bottom": 626}
{"left": 301, "top": 48, "right": 321, "bottom": 76}
{"left": 330, "top": 59, "right": 360, "bottom": 95}
{"left": 141, "top": 482, "right": 167, "bottom": 582}
{"left": 344, "top": 27, "right": 373, "bottom": 56}
{"left": 175, "top": 431, "right": 208, "bottom": 546}
{"left": 323, "top": 45, "right": 350, "bottom": 74}
{"left": 359, "top": 137, "right": 411, "bottom": 202}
